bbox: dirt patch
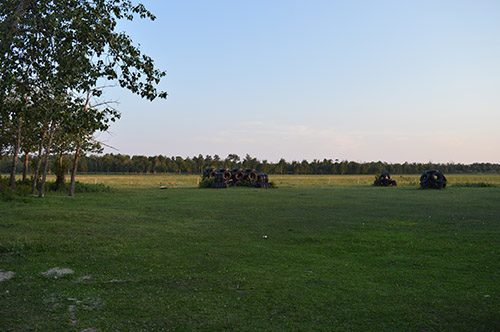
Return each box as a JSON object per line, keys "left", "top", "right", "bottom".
{"left": 69, "top": 305, "right": 78, "bottom": 325}
{"left": 103, "top": 279, "right": 138, "bottom": 283}
{"left": 76, "top": 275, "right": 93, "bottom": 282}
{"left": 0, "top": 270, "right": 15, "bottom": 282}
{"left": 42, "top": 267, "right": 74, "bottom": 278}
{"left": 44, "top": 293, "right": 103, "bottom": 329}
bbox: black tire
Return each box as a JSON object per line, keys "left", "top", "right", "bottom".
{"left": 203, "top": 168, "right": 216, "bottom": 179}
{"left": 231, "top": 168, "right": 244, "bottom": 181}
{"left": 245, "top": 169, "right": 258, "bottom": 182}
{"left": 222, "top": 170, "right": 232, "bottom": 182}
{"left": 214, "top": 172, "right": 224, "bottom": 182}
{"left": 374, "top": 173, "right": 395, "bottom": 186}
{"left": 420, "top": 170, "right": 447, "bottom": 189}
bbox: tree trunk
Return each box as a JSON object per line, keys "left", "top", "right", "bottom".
{"left": 9, "top": 116, "right": 23, "bottom": 189}
{"left": 69, "top": 141, "right": 81, "bottom": 197}
{"left": 39, "top": 121, "right": 55, "bottom": 198}
{"left": 31, "top": 126, "right": 47, "bottom": 195}
{"left": 54, "top": 152, "right": 65, "bottom": 189}
{"left": 22, "top": 152, "right": 29, "bottom": 183}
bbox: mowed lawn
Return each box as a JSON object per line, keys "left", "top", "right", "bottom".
{"left": 1, "top": 176, "right": 500, "bottom": 331}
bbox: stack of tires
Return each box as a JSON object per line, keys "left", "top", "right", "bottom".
{"left": 255, "top": 173, "right": 270, "bottom": 188}
{"left": 420, "top": 170, "right": 447, "bottom": 189}
{"left": 231, "top": 168, "right": 244, "bottom": 184}
{"left": 243, "top": 169, "right": 258, "bottom": 185}
{"left": 203, "top": 168, "right": 217, "bottom": 179}
{"left": 211, "top": 171, "right": 227, "bottom": 189}
{"left": 374, "top": 173, "right": 397, "bottom": 186}
{"left": 203, "top": 168, "right": 271, "bottom": 188}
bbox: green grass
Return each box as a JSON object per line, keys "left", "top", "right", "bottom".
{"left": 1, "top": 175, "right": 500, "bottom": 331}
{"left": 38, "top": 172, "right": 500, "bottom": 188}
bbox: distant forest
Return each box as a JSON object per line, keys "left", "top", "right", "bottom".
{"left": 1, "top": 153, "right": 499, "bottom": 175}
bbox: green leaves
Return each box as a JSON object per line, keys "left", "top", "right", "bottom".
{"left": 1, "top": 0, "right": 167, "bottom": 189}
{"left": 1, "top": 0, "right": 167, "bottom": 102}
{"left": 0, "top": 0, "right": 167, "bottom": 196}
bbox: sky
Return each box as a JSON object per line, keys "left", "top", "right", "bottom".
{"left": 99, "top": 0, "right": 500, "bottom": 163}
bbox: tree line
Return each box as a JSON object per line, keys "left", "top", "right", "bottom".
{"left": 2, "top": 153, "right": 499, "bottom": 176}
{"left": 1, "top": 0, "right": 166, "bottom": 196}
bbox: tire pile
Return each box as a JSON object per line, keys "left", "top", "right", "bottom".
{"left": 373, "top": 173, "right": 397, "bottom": 186}
{"left": 420, "top": 170, "right": 447, "bottom": 189}
{"left": 203, "top": 168, "right": 272, "bottom": 189}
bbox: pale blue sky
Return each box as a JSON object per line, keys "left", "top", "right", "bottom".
{"left": 100, "top": 0, "right": 500, "bottom": 163}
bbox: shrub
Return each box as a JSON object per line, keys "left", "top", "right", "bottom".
{"left": 72, "top": 181, "right": 111, "bottom": 193}
{"left": 199, "top": 177, "right": 214, "bottom": 188}
{"left": 46, "top": 181, "right": 111, "bottom": 193}
{"left": 0, "top": 178, "right": 31, "bottom": 202}
{"left": 0, "top": 183, "right": 15, "bottom": 202}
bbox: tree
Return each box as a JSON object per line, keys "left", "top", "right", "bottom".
{"left": 66, "top": 89, "right": 119, "bottom": 196}
{"left": 1, "top": 0, "right": 167, "bottom": 196}
{"left": 225, "top": 153, "right": 240, "bottom": 168}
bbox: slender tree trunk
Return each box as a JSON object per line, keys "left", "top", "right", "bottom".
{"left": 54, "top": 152, "right": 64, "bottom": 189}
{"left": 39, "top": 121, "right": 55, "bottom": 198}
{"left": 22, "top": 152, "right": 29, "bottom": 183}
{"left": 9, "top": 116, "right": 23, "bottom": 189}
{"left": 69, "top": 141, "right": 81, "bottom": 197}
{"left": 31, "top": 126, "right": 47, "bottom": 194}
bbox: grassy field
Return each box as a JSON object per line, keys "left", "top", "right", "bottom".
{"left": 1, "top": 174, "right": 500, "bottom": 331}
{"left": 65, "top": 172, "right": 500, "bottom": 188}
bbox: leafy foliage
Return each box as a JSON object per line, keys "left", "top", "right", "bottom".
{"left": 198, "top": 177, "right": 214, "bottom": 188}
{"left": 6, "top": 153, "right": 494, "bottom": 175}
{"left": 46, "top": 181, "right": 110, "bottom": 193}
{"left": 0, "top": 0, "right": 167, "bottom": 196}
{"left": 0, "top": 177, "right": 30, "bottom": 201}
{"left": 0, "top": 179, "right": 15, "bottom": 201}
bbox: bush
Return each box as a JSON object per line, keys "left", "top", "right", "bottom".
{"left": 199, "top": 177, "right": 214, "bottom": 188}
{"left": 0, "top": 183, "right": 15, "bottom": 201}
{"left": 0, "top": 177, "right": 31, "bottom": 202}
{"left": 46, "top": 181, "right": 111, "bottom": 193}
{"left": 72, "top": 181, "right": 111, "bottom": 193}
